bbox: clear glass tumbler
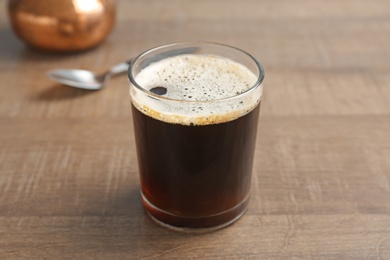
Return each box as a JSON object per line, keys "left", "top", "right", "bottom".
{"left": 128, "top": 42, "right": 264, "bottom": 232}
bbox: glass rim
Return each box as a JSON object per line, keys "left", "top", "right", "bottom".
{"left": 128, "top": 41, "right": 265, "bottom": 104}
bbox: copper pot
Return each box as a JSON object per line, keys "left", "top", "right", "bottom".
{"left": 8, "top": 0, "right": 116, "bottom": 52}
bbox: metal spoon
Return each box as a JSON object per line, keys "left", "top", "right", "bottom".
{"left": 46, "top": 60, "right": 132, "bottom": 90}
{"left": 46, "top": 46, "right": 200, "bottom": 90}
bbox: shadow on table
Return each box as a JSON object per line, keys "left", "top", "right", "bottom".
{"left": 0, "top": 26, "right": 70, "bottom": 63}
{"left": 53, "top": 185, "right": 208, "bottom": 257}
{"left": 35, "top": 83, "right": 96, "bottom": 101}
{"left": 0, "top": 26, "right": 104, "bottom": 64}
{"left": 0, "top": 26, "right": 24, "bottom": 62}
{"left": 1, "top": 26, "right": 107, "bottom": 102}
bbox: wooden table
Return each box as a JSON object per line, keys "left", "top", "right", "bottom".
{"left": 1, "top": 0, "right": 390, "bottom": 258}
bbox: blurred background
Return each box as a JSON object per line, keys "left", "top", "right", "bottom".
{"left": 1, "top": 0, "right": 389, "bottom": 116}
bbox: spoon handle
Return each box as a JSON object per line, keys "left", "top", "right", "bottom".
{"left": 109, "top": 59, "right": 133, "bottom": 76}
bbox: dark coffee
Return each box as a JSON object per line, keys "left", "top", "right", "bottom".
{"left": 129, "top": 51, "right": 263, "bottom": 231}
{"left": 132, "top": 102, "right": 260, "bottom": 228}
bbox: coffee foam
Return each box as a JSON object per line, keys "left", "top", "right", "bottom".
{"left": 130, "top": 54, "right": 262, "bottom": 125}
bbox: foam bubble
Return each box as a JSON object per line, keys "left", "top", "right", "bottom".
{"left": 130, "top": 54, "right": 262, "bottom": 125}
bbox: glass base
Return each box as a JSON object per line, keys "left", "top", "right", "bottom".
{"left": 141, "top": 192, "right": 250, "bottom": 233}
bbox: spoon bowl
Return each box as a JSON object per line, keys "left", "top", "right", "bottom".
{"left": 47, "top": 60, "right": 131, "bottom": 90}
{"left": 47, "top": 69, "right": 109, "bottom": 90}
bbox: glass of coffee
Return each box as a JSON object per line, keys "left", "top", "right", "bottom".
{"left": 128, "top": 42, "right": 264, "bottom": 232}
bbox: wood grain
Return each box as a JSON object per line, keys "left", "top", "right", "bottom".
{"left": 1, "top": 0, "right": 390, "bottom": 258}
